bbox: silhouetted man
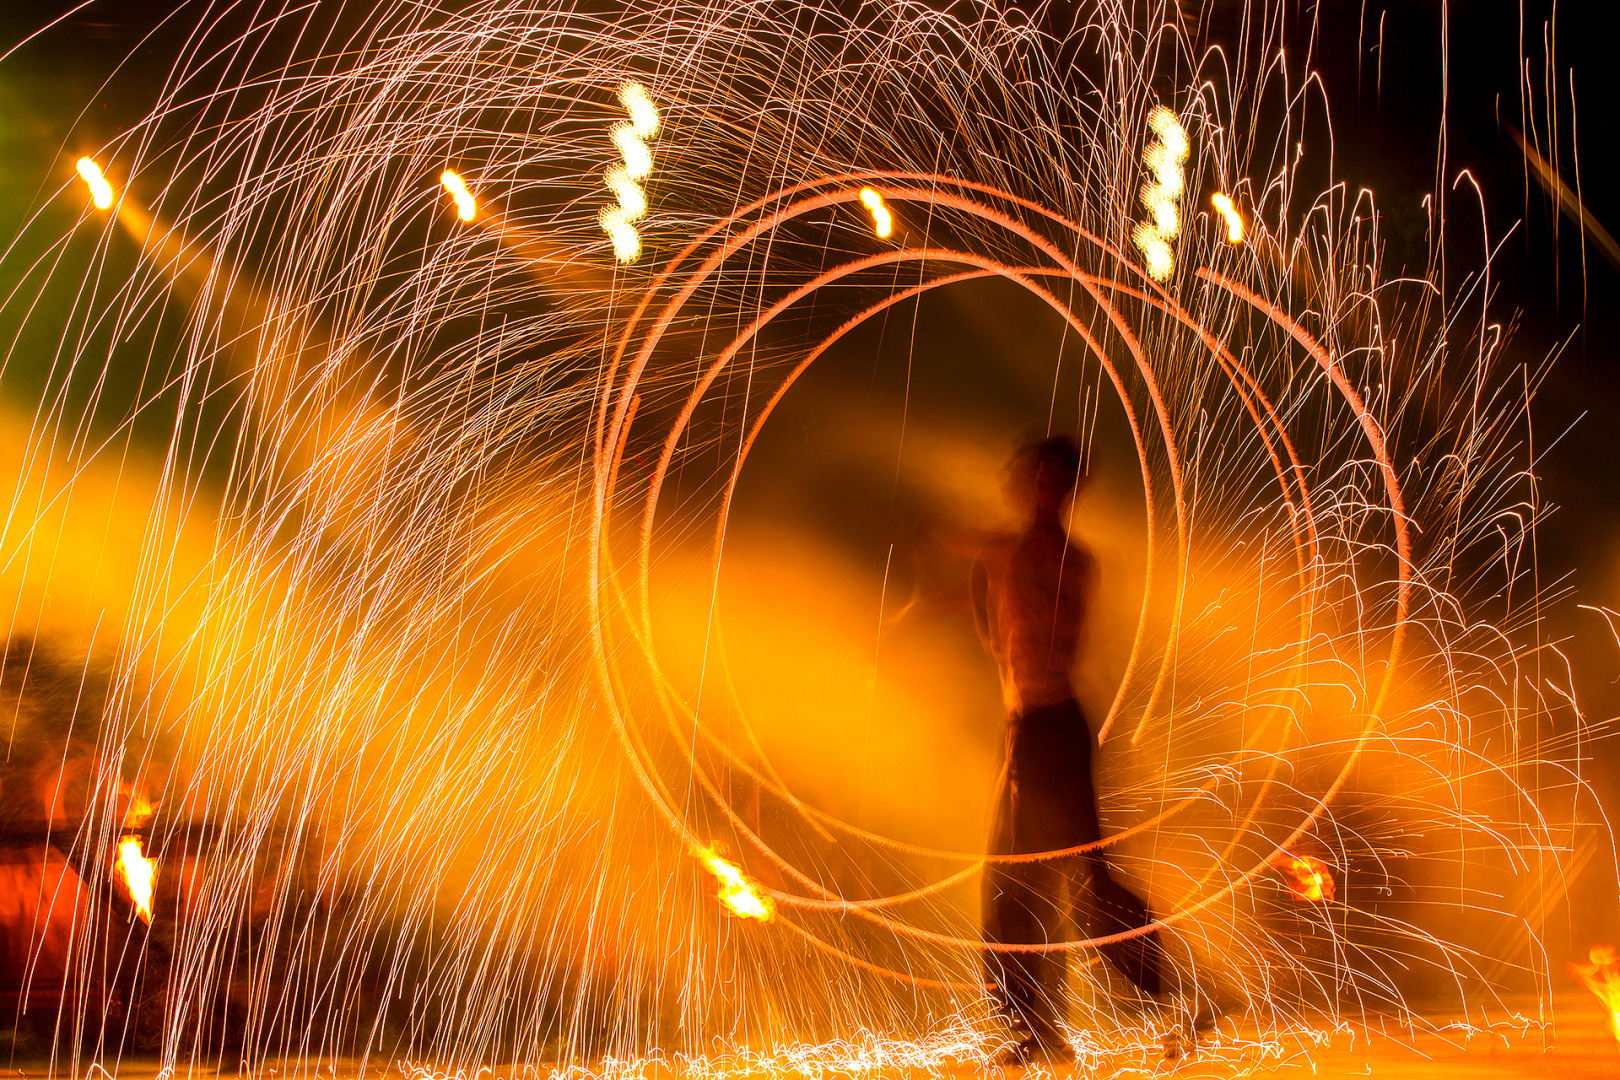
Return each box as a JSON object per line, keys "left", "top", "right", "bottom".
{"left": 972, "top": 435, "right": 1165, "bottom": 1062}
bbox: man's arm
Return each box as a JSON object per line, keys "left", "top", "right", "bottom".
{"left": 970, "top": 557, "right": 992, "bottom": 649}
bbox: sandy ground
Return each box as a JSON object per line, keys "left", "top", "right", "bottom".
{"left": 6, "top": 1000, "right": 1616, "bottom": 1080}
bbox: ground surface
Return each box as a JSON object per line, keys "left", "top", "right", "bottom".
{"left": 5, "top": 1000, "right": 1617, "bottom": 1079}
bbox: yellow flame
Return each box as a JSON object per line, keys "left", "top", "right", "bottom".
{"left": 858, "top": 187, "right": 893, "bottom": 238}
{"left": 693, "top": 845, "right": 774, "bottom": 921}
{"left": 1570, "top": 945, "right": 1620, "bottom": 1046}
{"left": 121, "top": 779, "right": 156, "bottom": 829}
{"left": 1131, "top": 222, "right": 1173, "bottom": 282}
{"left": 601, "top": 81, "right": 659, "bottom": 263}
{"left": 440, "top": 170, "right": 476, "bottom": 220}
{"left": 1277, "top": 854, "right": 1334, "bottom": 903}
{"left": 117, "top": 836, "right": 156, "bottom": 923}
{"left": 619, "top": 80, "right": 660, "bottom": 140}
{"left": 1134, "top": 106, "right": 1188, "bottom": 279}
{"left": 76, "top": 157, "right": 114, "bottom": 209}
{"left": 1211, "top": 192, "right": 1244, "bottom": 243}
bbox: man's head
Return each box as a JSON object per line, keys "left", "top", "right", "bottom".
{"left": 1005, "top": 434, "right": 1087, "bottom": 522}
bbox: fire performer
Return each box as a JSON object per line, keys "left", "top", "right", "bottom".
{"left": 971, "top": 435, "right": 1166, "bottom": 1062}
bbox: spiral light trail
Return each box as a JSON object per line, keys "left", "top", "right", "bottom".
{"left": 0, "top": 0, "right": 1599, "bottom": 1074}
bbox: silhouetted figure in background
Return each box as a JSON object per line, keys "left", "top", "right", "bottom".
{"left": 972, "top": 436, "right": 1166, "bottom": 1062}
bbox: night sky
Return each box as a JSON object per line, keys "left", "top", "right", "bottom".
{"left": 4, "top": 0, "right": 1617, "bottom": 948}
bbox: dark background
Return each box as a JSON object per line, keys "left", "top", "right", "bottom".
{"left": 3, "top": 0, "right": 1616, "bottom": 964}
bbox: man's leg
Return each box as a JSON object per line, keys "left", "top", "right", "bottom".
{"left": 984, "top": 745, "right": 1066, "bottom": 1046}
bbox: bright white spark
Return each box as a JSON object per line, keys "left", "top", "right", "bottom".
{"left": 76, "top": 157, "right": 113, "bottom": 209}
{"left": 858, "top": 187, "right": 893, "bottom": 237}
{"left": 441, "top": 170, "right": 475, "bottom": 220}
{"left": 1211, "top": 192, "right": 1244, "bottom": 242}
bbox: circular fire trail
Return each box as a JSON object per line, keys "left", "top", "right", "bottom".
{"left": 0, "top": 0, "right": 1601, "bottom": 1073}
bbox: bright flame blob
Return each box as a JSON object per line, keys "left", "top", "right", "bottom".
{"left": 600, "top": 80, "right": 660, "bottom": 263}
{"left": 1211, "top": 192, "right": 1244, "bottom": 242}
{"left": 76, "top": 157, "right": 114, "bottom": 209}
{"left": 858, "top": 187, "right": 893, "bottom": 238}
{"left": 693, "top": 846, "right": 774, "bottom": 921}
{"left": 1133, "top": 105, "right": 1188, "bottom": 281}
{"left": 116, "top": 836, "right": 157, "bottom": 923}
{"left": 441, "top": 170, "right": 476, "bottom": 220}
{"left": 1277, "top": 854, "right": 1334, "bottom": 903}
{"left": 1569, "top": 945, "right": 1620, "bottom": 1046}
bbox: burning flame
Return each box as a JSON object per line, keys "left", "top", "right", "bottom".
{"left": 858, "top": 187, "right": 893, "bottom": 238}
{"left": 441, "top": 170, "right": 476, "bottom": 220}
{"left": 1211, "top": 192, "right": 1244, "bottom": 243}
{"left": 76, "top": 157, "right": 114, "bottom": 209}
{"left": 116, "top": 836, "right": 156, "bottom": 923}
{"left": 120, "top": 778, "right": 156, "bottom": 829}
{"left": 600, "top": 80, "right": 660, "bottom": 263}
{"left": 1133, "top": 105, "right": 1188, "bottom": 281}
{"left": 1276, "top": 854, "right": 1334, "bottom": 902}
{"left": 1569, "top": 945, "right": 1620, "bottom": 1046}
{"left": 693, "top": 845, "right": 774, "bottom": 921}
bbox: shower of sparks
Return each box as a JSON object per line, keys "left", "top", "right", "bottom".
{"left": 1133, "top": 105, "right": 1188, "bottom": 279}
{"left": 440, "top": 169, "right": 476, "bottom": 220}
{"left": 1211, "top": 192, "right": 1244, "bottom": 242}
{"left": 116, "top": 837, "right": 156, "bottom": 923}
{"left": 1569, "top": 946, "right": 1620, "bottom": 1046}
{"left": 0, "top": 0, "right": 1598, "bottom": 1072}
{"left": 694, "top": 846, "right": 776, "bottom": 921}
{"left": 600, "top": 78, "right": 660, "bottom": 262}
{"left": 75, "top": 156, "right": 113, "bottom": 208}
{"left": 859, "top": 186, "right": 893, "bottom": 237}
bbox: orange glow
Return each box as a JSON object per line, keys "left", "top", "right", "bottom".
{"left": 693, "top": 845, "right": 774, "bottom": 921}
{"left": 1569, "top": 945, "right": 1620, "bottom": 1046}
{"left": 116, "top": 836, "right": 156, "bottom": 923}
{"left": 1277, "top": 854, "right": 1333, "bottom": 902}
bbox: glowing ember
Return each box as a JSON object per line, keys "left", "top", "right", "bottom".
{"left": 600, "top": 79, "right": 660, "bottom": 263}
{"left": 1277, "top": 854, "right": 1334, "bottom": 903}
{"left": 1133, "top": 105, "right": 1188, "bottom": 280}
{"left": 76, "top": 157, "right": 114, "bottom": 209}
{"left": 440, "top": 170, "right": 476, "bottom": 220}
{"left": 1569, "top": 945, "right": 1620, "bottom": 1046}
{"left": 693, "top": 846, "right": 774, "bottom": 921}
{"left": 858, "top": 187, "right": 893, "bottom": 238}
{"left": 1211, "top": 192, "right": 1244, "bottom": 242}
{"left": 116, "top": 836, "right": 157, "bottom": 923}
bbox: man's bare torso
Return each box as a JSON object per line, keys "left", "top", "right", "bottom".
{"left": 972, "top": 521, "right": 1096, "bottom": 713}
